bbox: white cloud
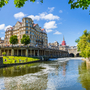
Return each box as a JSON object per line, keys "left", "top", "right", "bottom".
{"left": 59, "top": 10, "right": 63, "bottom": 13}
{"left": 4, "top": 25, "right": 12, "bottom": 31}
{"left": 14, "top": 12, "right": 26, "bottom": 20}
{"left": 48, "top": 7, "right": 55, "bottom": 12}
{"left": 44, "top": 21, "right": 57, "bottom": 29}
{"left": 1, "top": 37, "right": 4, "bottom": 40}
{"left": 54, "top": 31, "right": 62, "bottom": 35}
{"left": 46, "top": 29, "right": 53, "bottom": 33}
{"left": 28, "top": 15, "right": 40, "bottom": 21}
{"left": 0, "top": 24, "right": 5, "bottom": 30}
{"left": 28, "top": 12, "right": 60, "bottom": 21}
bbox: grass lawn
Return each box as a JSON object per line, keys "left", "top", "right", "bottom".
{"left": 3, "top": 56, "right": 40, "bottom": 64}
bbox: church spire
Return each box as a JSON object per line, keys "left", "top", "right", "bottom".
{"left": 61, "top": 36, "right": 66, "bottom": 46}
{"left": 63, "top": 36, "right": 65, "bottom": 41}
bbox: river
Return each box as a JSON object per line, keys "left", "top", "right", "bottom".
{"left": 0, "top": 58, "right": 89, "bottom": 90}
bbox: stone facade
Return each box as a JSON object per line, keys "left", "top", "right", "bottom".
{"left": 48, "top": 41, "right": 59, "bottom": 50}
{"left": 59, "top": 45, "right": 70, "bottom": 51}
{"left": 4, "top": 17, "right": 48, "bottom": 48}
{"left": 0, "top": 38, "right": 4, "bottom": 44}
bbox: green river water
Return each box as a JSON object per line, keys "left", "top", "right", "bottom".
{"left": 0, "top": 58, "right": 89, "bottom": 90}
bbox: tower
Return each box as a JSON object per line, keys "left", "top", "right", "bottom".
{"left": 61, "top": 36, "right": 66, "bottom": 46}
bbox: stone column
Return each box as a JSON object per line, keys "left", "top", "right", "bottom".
{"left": 38, "top": 50, "right": 39, "bottom": 57}
{"left": 44, "top": 51, "right": 45, "bottom": 56}
{"left": 11, "top": 49, "right": 14, "bottom": 56}
{"left": 0, "top": 49, "right": 1, "bottom": 56}
{"left": 58, "top": 52, "right": 59, "bottom": 57}
{"left": 49, "top": 51, "right": 50, "bottom": 57}
{"left": 21, "top": 50, "right": 23, "bottom": 56}
{"left": 26, "top": 49, "right": 28, "bottom": 57}
{"left": 34, "top": 50, "right": 35, "bottom": 57}
{"left": 7, "top": 50, "right": 9, "bottom": 56}
{"left": 17, "top": 49, "right": 19, "bottom": 56}
{"left": 30, "top": 49, "right": 32, "bottom": 56}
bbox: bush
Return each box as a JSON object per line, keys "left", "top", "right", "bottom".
{"left": 2, "top": 52, "right": 6, "bottom": 56}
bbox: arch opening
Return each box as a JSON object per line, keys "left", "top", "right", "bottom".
{"left": 76, "top": 53, "right": 80, "bottom": 57}
{"left": 69, "top": 53, "right": 74, "bottom": 57}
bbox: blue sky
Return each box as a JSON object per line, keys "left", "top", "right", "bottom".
{"left": 0, "top": 0, "right": 90, "bottom": 46}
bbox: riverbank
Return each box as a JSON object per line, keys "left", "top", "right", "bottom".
{"left": 0, "top": 59, "right": 42, "bottom": 68}
{"left": 0, "top": 57, "right": 85, "bottom": 68}
{"left": 0, "top": 56, "right": 41, "bottom": 68}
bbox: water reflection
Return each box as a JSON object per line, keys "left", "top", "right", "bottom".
{"left": 0, "top": 63, "right": 45, "bottom": 77}
{"left": 78, "top": 61, "right": 90, "bottom": 90}
{"left": 0, "top": 58, "right": 88, "bottom": 90}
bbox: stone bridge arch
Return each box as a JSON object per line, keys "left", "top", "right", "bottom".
{"left": 69, "top": 53, "right": 74, "bottom": 57}
{"left": 68, "top": 48, "right": 80, "bottom": 57}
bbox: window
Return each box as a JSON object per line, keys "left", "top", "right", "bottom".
{"left": 26, "top": 24, "right": 28, "bottom": 26}
{"left": 26, "top": 28, "right": 28, "bottom": 30}
{"left": 26, "top": 31, "right": 28, "bottom": 34}
{"left": 26, "top": 20, "right": 28, "bottom": 23}
{"left": 30, "top": 25, "right": 32, "bottom": 27}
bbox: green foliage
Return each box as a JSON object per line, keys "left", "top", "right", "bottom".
{"left": 2, "top": 52, "right": 6, "bottom": 56}
{"left": 3, "top": 56, "right": 40, "bottom": 64}
{"left": 0, "top": 0, "right": 90, "bottom": 10}
{"left": 9, "top": 35, "right": 18, "bottom": 45}
{"left": 68, "top": 0, "right": 90, "bottom": 10}
{"left": 21, "top": 34, "right": 30, "bottom": 45}
{"left": 0, "top": 0, "right": 43, "bottom": 8}
{"left": 0, "top": 0, "right": 9, "bottom": 7}
{"left": 77, "top": 30, "right": 90, "bottom": 58}
{"left": 75, "top": 38, "right": 80, "bottom": 43}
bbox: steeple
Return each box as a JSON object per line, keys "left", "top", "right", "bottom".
{"left": 63, "top": 36, "right": 65, "bottom": 41}
{"left": 61, "top": 36, "right": 66, "bottom": 46}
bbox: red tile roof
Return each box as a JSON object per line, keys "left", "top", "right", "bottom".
{"left": 41, "top": 29, "right": 45, "bottom": 31}
{"left": 18, "top": 21, "right": 22, "bottom": 24}
{"left": 6, "top": 27, "right": 13, "bottom": 31}
{"left": 33, "top": 24, "right": 37, "bottom": 27}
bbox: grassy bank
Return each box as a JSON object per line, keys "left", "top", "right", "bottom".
{"left": 3, "top": 56, "right": 40, "bottom": 64}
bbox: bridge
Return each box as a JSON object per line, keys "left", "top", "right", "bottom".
{"left": 68, "top": 48, "right": 80, "bottom": 57}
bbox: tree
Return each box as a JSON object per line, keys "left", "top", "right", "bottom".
{"left": 0, "top": 0, "right": 90, "bottom": 10}
{"left": 68, "top": 0, "right": 90, "bottom": 10}
{"left": 78, "top": 61, "right": 90, "bottom": 90}
{"left": 77, "top": 30, "right": 90, "bottom": 58}
{"left": 21, "top": 34, "right": 30, "bottom": 45}
{"left": 0, "top": 0, "right": 43, "bottom": 8}
{"left": 75, "top": 38, "right": 80, "bottom": 43}
{"left": 2, "top": 52, "right": 6, "bottom": 56}
{"left": 9, "top": 35, "right": 18, "bottom": 47}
